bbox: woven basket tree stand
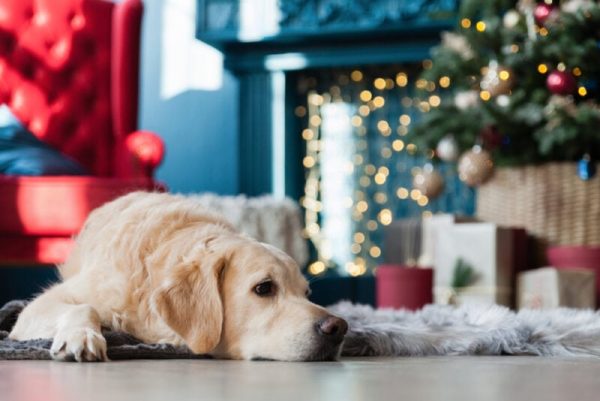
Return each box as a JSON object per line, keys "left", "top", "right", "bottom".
{"left": 477, "top": 163, "right": 600, "bottom": 247}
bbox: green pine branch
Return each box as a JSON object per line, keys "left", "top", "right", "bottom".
{"left": 409, "top": 0, "right": 600, "bottom": 165}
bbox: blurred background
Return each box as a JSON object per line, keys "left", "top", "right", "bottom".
{"left": 1, "top": 0, "right": 599, "bottom": 310}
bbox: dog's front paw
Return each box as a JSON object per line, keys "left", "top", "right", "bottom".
{"left": 50, "top": 327, "right": 108, "bottom": 362}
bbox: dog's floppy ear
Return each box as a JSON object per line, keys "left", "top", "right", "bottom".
{"left": 151, "top": 246, "right": 225, "bottom": 354}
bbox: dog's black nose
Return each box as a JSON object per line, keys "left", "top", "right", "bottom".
{"left": 316, "top": 316, "right": 348, "bottom": 342}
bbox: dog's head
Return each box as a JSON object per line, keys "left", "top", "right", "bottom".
{"left": 151, "top": 233, "right": 347, "bottom": 361}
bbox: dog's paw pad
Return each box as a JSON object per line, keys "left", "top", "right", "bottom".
{"left": 50, "top": 328, "right": 108, "bottom": 362}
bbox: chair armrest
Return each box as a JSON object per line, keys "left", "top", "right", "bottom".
{"left": 125, "top": 130, "right": 165, "bottom": 177}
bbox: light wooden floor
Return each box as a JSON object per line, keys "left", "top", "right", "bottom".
{"left": 1, "top": 356, "right": 600, "bottom": 401}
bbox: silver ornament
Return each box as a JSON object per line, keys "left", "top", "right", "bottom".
{"left": 436, "top": 135, "right": 459, "bottom": 162}
{"left": 454, "top": 90, "right": 479, "bottom": 110}
{"left": 503, "top": 10, "right": 521, "bottom": 28}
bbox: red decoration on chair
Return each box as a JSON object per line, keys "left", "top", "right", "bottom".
{"left": 0, "top": 0, "right": 165, "bottom": 264}
{"left": 126, "top": 131, "right": 165, "bottom": 169}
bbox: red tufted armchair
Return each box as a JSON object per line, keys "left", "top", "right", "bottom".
{"left": 0, "top": 0, "right": 165, "bottom": 264}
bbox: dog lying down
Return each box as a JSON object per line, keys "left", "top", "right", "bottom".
{"left": 9, "top": 192, "right": 348, "bottom": 362}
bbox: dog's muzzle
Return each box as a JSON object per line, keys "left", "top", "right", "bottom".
{"left": 306, "top": 315, "right": 348, "bottom": 361}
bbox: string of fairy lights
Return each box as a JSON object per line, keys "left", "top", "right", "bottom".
{"left": 296, "top": 65, "right": 473, "bottom": 277}
{"left": 460, "top": 15, "right": 589, "bottom": 100}
{"left": 295, "top": 0, "right": 588, "bottom": 276}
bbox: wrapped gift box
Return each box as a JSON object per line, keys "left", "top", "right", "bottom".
{"left": 383, "top": 218, "right": 422, "bottom": 266}
{"left": 418, "top": 214, "right": 477, "bottom": 268}
{"left": 547, "top": 246, "right": 600, "bottom": 307}
{"left": 517, "top": 267, "right": 596, "bottom": 309}
{"left": 376, "top": 265, "right": 433, "bottom": 310}
{"left": 433, "top": 222, "right": 517, "bottom": 307}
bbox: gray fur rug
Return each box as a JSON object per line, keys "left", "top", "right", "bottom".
{"left": 329, "top": 302, "right": 600, "bottom": 357}
{"left": 2, "top": 300, "right": 600, "bottom": 360}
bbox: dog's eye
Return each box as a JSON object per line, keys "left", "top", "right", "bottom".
{"left": 254, "top": 281, "right": 274, "bottom": 297}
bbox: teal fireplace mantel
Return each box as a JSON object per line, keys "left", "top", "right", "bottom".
{"left": 197, "top": 0, "right": 458, "bottom": 72}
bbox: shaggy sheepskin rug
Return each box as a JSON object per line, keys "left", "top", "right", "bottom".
{"left": 331, "top": 302, "right": 600, "bottom": 357}
{"left": 2, "top": 300, "right": 600, "bottom": 359}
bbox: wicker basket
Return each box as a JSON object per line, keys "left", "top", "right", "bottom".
{"left": 477, "top": 163, "right": 600, "bottom": 246}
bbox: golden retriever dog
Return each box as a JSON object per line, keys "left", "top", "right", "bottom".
{"left": 9, "top": 192, "right": 347, "bottom": 362}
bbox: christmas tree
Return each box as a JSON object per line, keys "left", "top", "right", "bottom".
{"left": 410, "top": 0, "right": 600, "bottom": 180}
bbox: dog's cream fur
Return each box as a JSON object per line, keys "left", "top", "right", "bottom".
{"left": 9, "top": 192, "right": 342, "bottom": 361}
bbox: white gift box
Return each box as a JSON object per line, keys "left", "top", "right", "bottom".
{"left": 433, "top": 222, "right": 514, "bottom": 306}
{"left": 517, "top": 267, "right": 596, "bottom": 309}
{"left": 419, "top": 214, "right": 476, "bottom": 267}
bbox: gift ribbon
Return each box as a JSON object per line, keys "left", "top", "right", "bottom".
{"left": 434, "top": 285, "right": 513, "bottom": 305}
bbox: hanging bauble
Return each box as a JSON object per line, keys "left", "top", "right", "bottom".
{"left": 562, "top": 0, "right": 595, "bottom": 14}
{"left": 436, "top": 135, "right": 459, "bottom": 162}
{"left": 480, "top": 62, "right": 514, "bottom": 97}
{"left": 480, "top": 126, "right": 502, "bottom": 150}
{"left": 534, "top": 3, "right": 558, "bottom": 25}
{"left": 458, "top": 146, "right": 494, "bottom": 187}
{"left": 578, "top": 154, "right": 596, "bottom": 181}
{"left": 546, "top": 70, "right": 576, "bottom": 95}
{"left": 495, "top": 94, "right": 510, "bottom": 107}
{"left": 413, "top": 164, "right": 445, "bottom": 199}
{"left": 503, "top": 9, "right": 521, "bottom": 29}
{"left": 454, "top": 90, "right": 479, "bottom": 110}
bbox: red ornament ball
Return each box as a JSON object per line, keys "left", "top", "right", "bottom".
{"left": 546, "top": 70, "right": 577, "bottom": 95}
{"left": 534, "top": 3, "right": 557, "bottom": 25}
{"left": 480, "top": 126, "right": 502, "bottom": 150}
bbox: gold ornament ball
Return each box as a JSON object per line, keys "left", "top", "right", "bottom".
{"left": 458, "top": 147, "right": 494, "bottom": 187}
{"left": 480, "top": 63, "right": 514, "bottom": 97}
{"left": 413, "top": 166, "right": 445, "bottom": 199}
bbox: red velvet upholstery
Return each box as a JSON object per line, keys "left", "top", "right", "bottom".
{"left": 0, "top": 0, "right": 165, "bottom": 264}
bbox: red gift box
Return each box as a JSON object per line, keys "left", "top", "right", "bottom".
{"left": 547, "top": 246, "right": 600, "bottom": 306}
{"left": 376, "top": 265, "right": 433, "bottom": 310}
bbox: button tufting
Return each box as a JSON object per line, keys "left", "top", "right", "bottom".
{"left": 62, "top": 119, "right": 76, "bottom": 136}
{"left": 82, "top": 93, "right": 95, "bottom": 113}
{"left": 11, "top": 48, "right": 33, "bottom": 73}
{"left": 34, "top": 67, "right": 58, "bottom": 95}
{"left": 0, "top": 0, "right": 149, "bottom": 177}
{"left": 81, "top": 37, "right": 96, "bottom": 56}
{"left": 45, "top": 89, "right": 58, "bottom": 104}
{"left": 72, "top": 63, "right": 96, "bottom": 96}
{"left": 14, "top": 56, "right": 35, "bottom": 79}
{"left": 43, "top": 38, "right": 54, "bottom": 50}
{"left": 23, "top": 7, "right": 34, "bottom": 20}
{"left": 0, "top": 36, "right": 15, "bottom": 55}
